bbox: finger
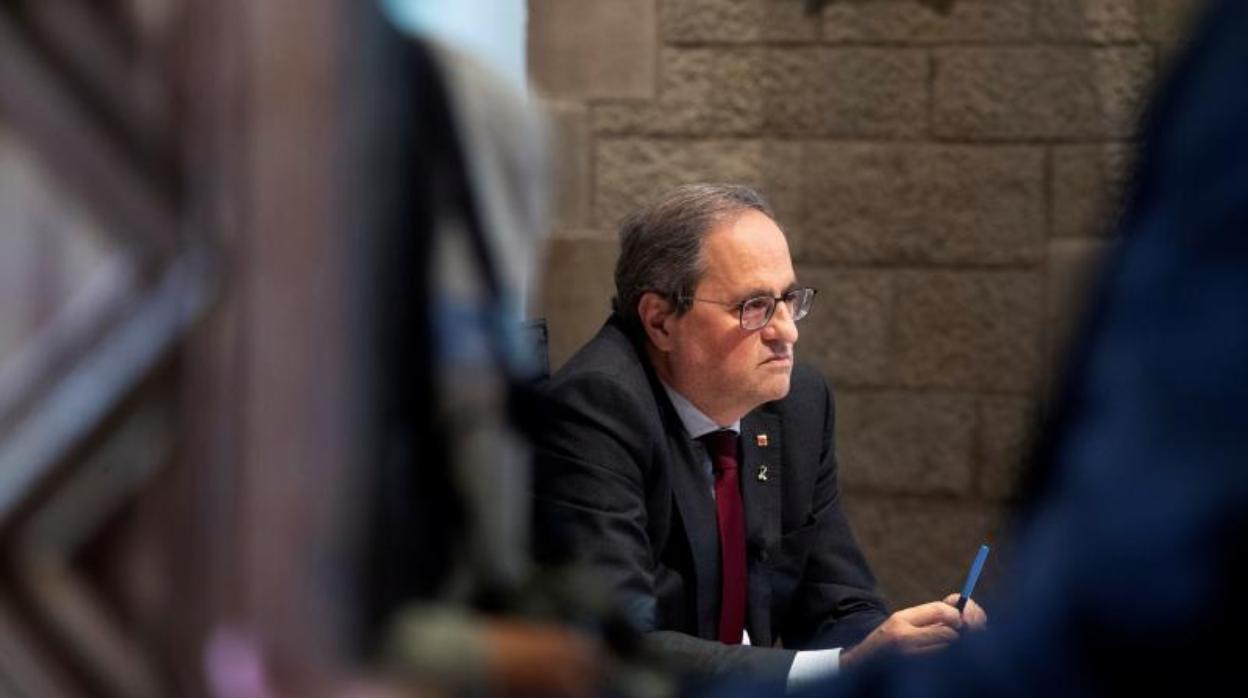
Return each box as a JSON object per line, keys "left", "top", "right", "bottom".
{"left": 899, "top": 601, "right": 962, "bottom": 629}
{"left": 889, "top": 622, "right": 959, "bottom": 653}
{"left": 961, "top": 599, "right": 988, "bottom": 629}
{"left": 896, "top": 627, "right": 958, "bottom": 655}
{"left": 941, "top": 593, "right": 988, "bottom": 629}
{"left": 909, "top": 623, "right": 960, "bottom": 648}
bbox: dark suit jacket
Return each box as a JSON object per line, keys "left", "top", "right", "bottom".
{"left": 533, "top": 315, "right": 888, "bottom": 680}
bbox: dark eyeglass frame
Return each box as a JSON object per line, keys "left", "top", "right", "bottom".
{"left": 682, "top": 287, "right": 818, "bottom": 331}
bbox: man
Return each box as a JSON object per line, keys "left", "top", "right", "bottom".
{"left": 533, "top": 185, "right": 984, "bottom": 690}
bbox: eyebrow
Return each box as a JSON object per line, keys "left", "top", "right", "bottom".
{"left": 736, "top": 281, "right": 800, "bottom": 302}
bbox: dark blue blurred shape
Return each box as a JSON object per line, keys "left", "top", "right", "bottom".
{"left": 808, "top": 0, "right": 1248, "bottom": 694}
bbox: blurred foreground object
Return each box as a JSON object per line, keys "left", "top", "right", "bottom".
{"left": 0, "top": 0, "right": 602, "bottom": 695}
{"left": 345, "top": 5, "right": 666, "bottom": 698}
{"left": 0, "top": 0, "right": 226, "bottom": 695}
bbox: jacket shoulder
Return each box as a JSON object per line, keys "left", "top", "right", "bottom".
{"left": 547, "top": 318, "right": 652, "bottom": 398}
{"left": 539, "top": 318, "right": 668, "bottom": 443}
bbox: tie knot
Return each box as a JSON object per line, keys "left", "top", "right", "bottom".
{"left": 701, "top": 430, "right": 739, "bottom": 472}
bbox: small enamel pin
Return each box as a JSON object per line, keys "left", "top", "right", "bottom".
{"left": 757, "top": 464, "right": 769, "bottom": 482}
{"left": 756, "top": 434, "right": 769, "bottom": 447}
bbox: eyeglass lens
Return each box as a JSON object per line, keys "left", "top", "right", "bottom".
{"left": 740, "top": 289, "right": 814, "bottom": 330}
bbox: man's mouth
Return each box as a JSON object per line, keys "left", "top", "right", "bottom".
{"left": 763, "top": 354, "right": 792, "bottom": 365}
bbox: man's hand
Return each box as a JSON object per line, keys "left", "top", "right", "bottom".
{"left": 840, "top": 601, "right": 964, "bottom": 669}
{"left": 943, "top": 593, "right": 988, "bottom": 631}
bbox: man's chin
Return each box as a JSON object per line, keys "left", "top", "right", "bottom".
{"left": 760, "top": 374, "right": 791, "bottom": 403}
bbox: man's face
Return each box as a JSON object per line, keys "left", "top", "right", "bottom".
{"left": 663, "top": 209, "right": 799, "bottom": 424}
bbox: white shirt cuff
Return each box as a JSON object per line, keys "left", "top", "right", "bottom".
{"left": 786, "top": 648, "right": 841, "bottom": 693}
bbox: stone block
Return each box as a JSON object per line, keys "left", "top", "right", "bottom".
{"left": 1046, "top": 238, "right": 1109, "bottom": 375}
{"left": 1036, "top": 0, "right": 1142, "bottom": 42}
{"left": 934, "top": 47, "right": 1154, "bottom": 140}
{"left": 892, "top": 271, "right": 1044, "bottom": 392}
{"left": 593, "top": 138, "right": 805, "bottom": 231}
{"left": 755, "top": 143, "right": 809, "bottom": 259}
{"left": 542, "top": 100, "right": 592, "bottom": 232}
{"left": 844, "top": 496, "right": 1004, "bottom": 610}
{"left": 822, "top": 0, "right": 1031, "bottom": 43}
{"left": 594, "top": 47, "right": 926, "bottom": 139}
{"left": 528, "top": 0, "right": 657, "bottom": 100}
{"left": 662, "top": 0, "right": 820, "bottom": 43}
{"left": 802, "top": 143, "right": 1045, "bottom": 265}
{"left": 593, "top": 48, "right": 767, "bottom": 137}
{"left": 1052, "top": 144, "right": 1134, "bottom": 239}
{"left": 794, "top": 267, "right": 891, "bottom": 387}
{"left": 761, "top": 48, "right": 927, "bottom": 138}
{"left": 533, "top": 237, "right": 619, "bottom": 370}
{"left": 977, "top": 396, "right": 1037, "bottom": 500}
{"left": 836, "top": 390, "right": 976, "bottom": 495}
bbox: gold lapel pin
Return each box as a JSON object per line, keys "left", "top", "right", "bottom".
{"left": 757, "top": 464, "right": 769, "bottom": 482}
{"left": 756, "top": 434, "right": 769, "bottom": 447}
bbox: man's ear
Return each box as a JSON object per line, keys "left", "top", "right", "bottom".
{"left": 637, "top": 292, "right": 677, "bottom": 352}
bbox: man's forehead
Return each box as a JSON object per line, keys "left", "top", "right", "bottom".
{"left": 699, "top": 212, "right": 795, "bottom": 293}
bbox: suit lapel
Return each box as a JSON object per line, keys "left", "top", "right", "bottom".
{"left": 629, "top": 324, "right": 727, "bottom": 639}
{"left": 663, "top": 413, "right": 721, "bottom": 639}
{"left": 741, "top": 410, "right": 782, "bottom": 645}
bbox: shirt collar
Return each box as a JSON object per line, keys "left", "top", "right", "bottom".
{"left": 660, "top": 382, "right": 741, "bottom": 439}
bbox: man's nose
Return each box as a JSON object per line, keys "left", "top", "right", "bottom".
{"left": 763, "top": 300, "right": 799, "bottom": 344}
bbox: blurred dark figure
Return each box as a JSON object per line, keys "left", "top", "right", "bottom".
{"left": 807, "top": 0, "right": 1248, "bottom": 694}
{"left": 342, "top": 6, "right": 605, "bottom": 698}
{"left": 340, "top": 4, "right": 676, "bottom": 697}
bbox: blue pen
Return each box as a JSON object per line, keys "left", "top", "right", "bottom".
{"left": 956, "top": 544, "right": 990, "bottom": 614}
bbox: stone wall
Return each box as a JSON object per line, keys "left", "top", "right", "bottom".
{"left": 528, "top": 0, "right": 1206, "bottom": 608}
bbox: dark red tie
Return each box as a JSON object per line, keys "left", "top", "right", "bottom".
{"left": 702, "top": 430, "right": 747, "bottom": 644}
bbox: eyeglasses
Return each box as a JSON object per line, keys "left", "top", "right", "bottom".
{"left": 684, "top": 287, "right": 818, "bottom": 331}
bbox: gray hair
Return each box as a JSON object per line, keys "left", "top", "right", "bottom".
{"left": 613, "top": 183, "right": 774, "bottom": 332}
